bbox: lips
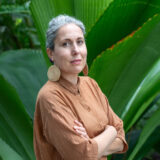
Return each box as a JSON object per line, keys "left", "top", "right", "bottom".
{"left": 71, "top": 59, "right": 81, "bottom": 64}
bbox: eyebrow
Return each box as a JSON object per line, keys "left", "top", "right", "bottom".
{"left": 60, "top": 37, "right": 84, "bottom": 41}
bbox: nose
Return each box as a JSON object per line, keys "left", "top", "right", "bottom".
{"left": 71, "top": 43, "right": 79, "bottom": 55}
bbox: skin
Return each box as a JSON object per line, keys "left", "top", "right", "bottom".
{"left": 74, "top": 120, "right": 124, "bottom": 158}
{"left": 47, "top": 23, "right": 87, "bottom": 85}
{"left": 47, "top": 23, "right": 124, "bottom": 159}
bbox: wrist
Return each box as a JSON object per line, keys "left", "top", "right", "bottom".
{"left": 105, "top": 125, "right": 117, "bottom": 137}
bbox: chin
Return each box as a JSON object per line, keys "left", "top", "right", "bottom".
{"left": 71, "top": 69, "right": 83, "bottom": 75}
{"left": 72, "top": 66, "right": 83, "bottom": 73}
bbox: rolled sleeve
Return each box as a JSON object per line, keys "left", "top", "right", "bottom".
{"left": 89, "top": 77, "right": 128, "bottom": 153}
{"left": 39, "top": 94, "right": 98, "bottom": 160}
{"left": 105, "top": 96, "right": 128, "bottom": 153}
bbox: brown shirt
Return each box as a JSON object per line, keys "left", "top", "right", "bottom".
{"left": 34, "top": 76, "right": 128, "bottom": 160}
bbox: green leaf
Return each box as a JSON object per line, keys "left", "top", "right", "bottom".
{"left": 130, "top": 98, "right": 160, "bottom": 159}
{"left": 123, "top": 59, "right": 160, "bottom": 131}
{"left": 128, "top": 107, "right": 160, "bottom": 160}
{"left": 74, "top": 0, "right": 113, "bottom": 33}
{"left": 0, "top": 49, "right": 47, "bottom": 118}
{"left": 134, "top": 126, "right": 160, "bottom": 159}
{"left": 0, "top": 138, "right": 23, "bottom": 160}
{"left": 0, "top": 3, "right": 30, "bottom": 15}
{"left": 89, "top": 14, "right": 160, "bottom": 130}
{"left": 30, "top": 0, "right": 113, "bottom": 63}
{"left": 30, "top": 0, "right": 160, "bottom": 67}
{"left": 86, "top": 0, "right": 160, "bottom": 66}
{"left": 0, "top": 75, "right": 35, "bottom": 160}
{"left": 30, "top": 0, "right": 74, "bottom": 65}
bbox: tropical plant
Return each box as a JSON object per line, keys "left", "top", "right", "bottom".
{"left": 0, "top": 0, "right": 160, "bottom": 159}
{"left": 0, "top": 0, "right": 40, "bottom": 53}
{"left": 0, "top": 49, "right": 47, "bottom": 160}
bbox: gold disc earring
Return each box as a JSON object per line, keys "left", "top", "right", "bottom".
{"left": 82, "top": 63, "right": 88, "bottom": 76}
{"left": 47, "top": 65, "right": 61, "bottom": 81}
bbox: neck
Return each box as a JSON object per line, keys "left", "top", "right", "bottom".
{"left": 61, "top": 73, "right": 78, "bottom": 85}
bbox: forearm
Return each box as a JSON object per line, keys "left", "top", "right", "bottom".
{"left": 93, "top": 126, "right": 117, "bottom": 159}
{"left": 103, "top": 138, "right": 124, "bottom": 156}
{"left": 73, "top": 121, "right": 124, "bottom": 159}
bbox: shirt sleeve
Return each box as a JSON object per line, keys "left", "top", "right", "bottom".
{"left": 104, "top": 96, "right": 128, "bottom": 153}
{"left": 89, "top": 77, "right": 128, "bottom": 153}
{"left": 38, "top": 92, "right": 98, "bottom": 160}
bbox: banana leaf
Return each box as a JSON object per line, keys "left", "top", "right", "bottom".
{"left": 74, "top": 0, "right": 113, "bottom": 33}
{"left": 0, "top": 138, "right": 23, "bottom": 160}
{"left": 30, "top": 0, "right": 160, "bottom": 66}
{"left": 128, "top": 106, "right": 160, "bottom": 160}
{"left": 86, "top": 0, "right": 160, "bottom": 66}
{"left": 0, "top": 75, "right": 35, "bottom": 160}
{"left": 89, "top": 14, "right": 160, "bottom": 131}
{"left": 0, "top": 49, "right": 47, "bottom": 118}
{"left": 134, "top": 126, "right": 160, "bottom": 159}
{"left": 30, "top": 0, "right": 74, "bottom": 65}
{"left": 0, "top": 0, "right": 159, "bottom": 159}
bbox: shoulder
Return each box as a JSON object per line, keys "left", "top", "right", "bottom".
{"left": 79, "top": 76, "right": 102, "bottom": 96}
{"left": 79, "top": 76, "right": 99, "bottom": 88}
{"left": 35, "top": 81, "right": 69, "bottom": 115}
{"left": 36, "top": 80, "right": 62, "bottom": 103}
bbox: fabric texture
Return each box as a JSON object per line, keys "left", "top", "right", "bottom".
{"left": 34, "top": 76, "right": 128, "bottom": 160}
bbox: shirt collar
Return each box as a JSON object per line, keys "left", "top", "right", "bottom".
{"left": 58, "top": 76, "right": 80, "bottom": 95}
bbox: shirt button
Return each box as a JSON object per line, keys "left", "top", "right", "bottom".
{"left": 87, "top": 107, "right": 90, "bottom": 112}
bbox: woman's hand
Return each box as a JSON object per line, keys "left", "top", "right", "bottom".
{"left": 93, "top": 124, "right": 117, "bottom": 159}
{"left": 103, "top": 138, "right": 124, "bottom": 156}
{"left": 73, "top": 120, "right": 89, "bottom": 140}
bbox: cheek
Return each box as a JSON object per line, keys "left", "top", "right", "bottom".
{"left": 81, "top": 46, "right": 87, "bottom": 58}
{"left": 53, "top": 48, "right": 67, "bottom": 62}
{"left": 55, "top": 55, "right": 67, "bottom": 66}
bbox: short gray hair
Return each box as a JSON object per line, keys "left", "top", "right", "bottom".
{"left": 46, "top": 15, "right": 86, "bottom": 50}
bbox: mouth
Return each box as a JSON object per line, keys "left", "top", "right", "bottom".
{"left": 71, "top": 59, "right": 82, "bottom": 64}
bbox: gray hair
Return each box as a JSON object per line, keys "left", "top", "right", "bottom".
{"left": 46, "top": 15, "right": 86, "bottom": 50}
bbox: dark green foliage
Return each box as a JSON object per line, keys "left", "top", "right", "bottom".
{"left": 0, "top": 0, "right": 40, "bottom": 53}
{"left": 0, "top": 0, "right": 160, "bottom": 159}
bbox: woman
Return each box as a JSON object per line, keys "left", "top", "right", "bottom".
{"left": 34, "top": 15, "right": 128, "bottom": 160}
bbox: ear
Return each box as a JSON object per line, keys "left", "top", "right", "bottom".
{"left": 46, "top": 48, "right": 54, "bottom": 61}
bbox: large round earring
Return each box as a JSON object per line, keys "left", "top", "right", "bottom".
{"left": 83, "top": 63, "right": 88, "bottom": 76}
{"left": 47, "top": 65, "right": 61, "bottom": 81}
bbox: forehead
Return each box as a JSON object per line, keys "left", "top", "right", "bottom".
{"left": 56, "top": 23, "right": 84, "bottom": 41}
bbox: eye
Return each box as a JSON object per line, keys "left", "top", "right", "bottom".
{"left": 77, "top": 39, "right": 84, "bottom": 45}
{"left": 62, "top": 41, "right": 70, "bottom": 47}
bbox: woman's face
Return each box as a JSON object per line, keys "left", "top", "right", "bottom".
{"left": 49, "top": 23, "right": 87, "bottom": 77}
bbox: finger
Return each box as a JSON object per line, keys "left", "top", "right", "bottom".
{"left": 74, "top": 120, "right": 83, "bottom": 127}
{"left": 75, "top": 129, "right": 89, "bottom": 138}
{"left": 74, "top": 128, "right": 89, "bottom": 140}
{"left": 73, "top": 126, "right": 88, "bottom": 138}
{"left": 80, "top": 135, "right": 89, "bottom": 141}
{"left": 75, "top": 129, "right": 86, "bottom": 136}
{"left": 73, "top": 126, "right": 86, "bottom": 132}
